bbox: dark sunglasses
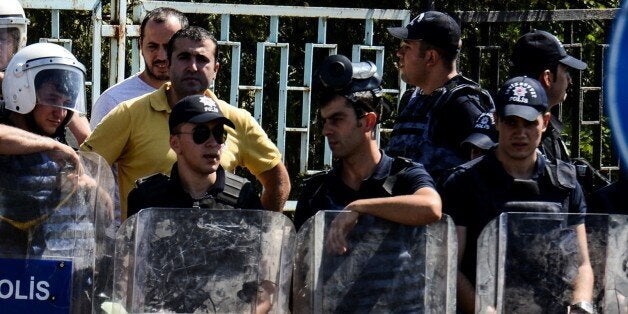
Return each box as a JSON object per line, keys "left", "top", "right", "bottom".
{"left": 175, "top": 124, "right": 227, "bottom": 145}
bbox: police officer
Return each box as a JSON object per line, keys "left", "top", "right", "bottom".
{"left": 294, "top": 54, "right": 442, "bottom": 244}
{"left": 511, "top": 30, "right": 609, "bottom": 201}
{"left": 0, "top": 42, "right": 108, "bottom": 313}
{"left": 127, "top": 95, "right": 262, "bottom": 216}
{"left": 294, "top": 54, "right": 442, "bottom": 312}
{"left": 385, "top": 11, "right": 494, "bottom": 183}
{"left": 461, "top": 111, "right": 498, "bottom": 160}
{"left": 442, "top": 76, "right": 594, "bottom": 313}
{"left": 2, "top": 43, "right": 86, "bottom": 144}
{"left": 0, "top": 0, "right": 28, "bottom": 73}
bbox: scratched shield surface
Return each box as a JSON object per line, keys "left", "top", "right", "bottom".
{"left": 112, "top": 207, "right": 295, "bottom": 313}
{"left": 476, "top": 212, "right": 628, "bottom": 314}
{"left": 293, "top": 210, "right": 457, "bottom": 313}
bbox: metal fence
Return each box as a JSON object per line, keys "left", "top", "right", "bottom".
{"left": 20, "top": 1, "right": 620, "bottom": 181}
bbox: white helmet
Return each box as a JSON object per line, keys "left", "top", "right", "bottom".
{"left": 2, "top": 43, "right": 86, "bottom": 114}
{"left": 0, "top": 0, "right": 29, "bottom": 50}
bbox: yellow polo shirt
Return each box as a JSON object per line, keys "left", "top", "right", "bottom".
{"left": 81, "top": 83, "right": 282, "bottom": 220}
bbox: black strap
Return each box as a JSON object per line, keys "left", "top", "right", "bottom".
{"left": 216, "top": 172, "right": 253, "bottom": 208}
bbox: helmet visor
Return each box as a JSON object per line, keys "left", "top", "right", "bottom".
{"left": 0, "top": 28, "right": 19, "bottom": 69}
{"left": 33, "top": 67, "right": 86, "bottom": 114}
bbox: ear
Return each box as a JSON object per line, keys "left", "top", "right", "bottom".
{"left": 364, "top": 112, "right": 378, "bottom": 131}
{"left": 170, "top": 134, "right": 182, "bottom": 154}
{"left": 539, "top": 70, "right": 552, "bottom": 88}
{"left": 425, "top": 49, "right": 439, "bottom": 66}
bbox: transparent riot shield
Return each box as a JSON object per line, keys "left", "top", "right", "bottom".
{"left": 476, "top": 212, "right": 628, "bottom": 314}
{"left": 0, "top": 151, "right": 116, "bottom": 314}
{"left": 110, "top": 208, "right": 295, "bottom": 314}
{"left": 293, "top": 211, "right": 457, "bottom": 313}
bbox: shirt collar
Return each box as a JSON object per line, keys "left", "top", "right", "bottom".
{"left": 329, "top": 149, "right": 392, "bottom": 182}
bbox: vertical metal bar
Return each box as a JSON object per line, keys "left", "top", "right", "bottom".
{"left": 221, "top": 15, "right": 241, "bottom": 107}
{"left": 375, "top": 47, "right": 385, "bottom": 78}
{"left": 221, "top": 14, "right": 230, "bottom": 41}
{"left": 91, "top": 3, "right": 102, "bottom": 108}
{"left": 107, "top": 0, "right": 119, "bottom": 87}
{"left": 51, "top": 10, "right": 60, "bottom": 39}
{"left": 230, "top": 44, "right": 241, "bottom": 107}
{"left": 351, "top": 45, "right": 361, "bottom": 62}
{"left": 131, "top": 6, "right": 144, "bottom": 75}
{"left": 317, "top": 17, "right": 327, "bottom": 44}
{"left": 270, "top": 16, "right": 279, "bottom": 43}
{"left": 277, "top": 45, "right": 289, "bottom": 157}
{"left": 254, "top": 42, "right": 265, "bottom": 123}
{"left": 116, "top": 0, "right": 127, "bottom": 83}
{"left": 364, "top": 18, "right": 374, "bottom": 46}
{"left": 302, "top": 43, "right": 314, "bottom": 173}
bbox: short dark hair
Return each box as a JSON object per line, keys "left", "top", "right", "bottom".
{"left": 34, "top": 69, "right": 80, "bottom": 101}
{"left": 167, "top": 26, "right": 219, "bottom": 62}
{"left": 419, "top": 40, "right": 458, "bottom": 71}
{"left": 140, "top": 7, "right": 189, "bottom": 41}
{"left": 510, "top": 62, "right": 559, "bottom": 81}
{"left": 319, "top": 90, "right": 382, "bottom": 123}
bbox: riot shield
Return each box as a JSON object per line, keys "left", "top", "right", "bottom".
{"left": 293, "top": 211, "right": 457, "bottom": 313}
{"left": 110, "top": 208, "right": 295, "bottom": 314}
{"left": 476, "top": 212, "right": 628, "bottom": 314}
{"left": 0, "top": 151, "right": 116, "bottom": 314}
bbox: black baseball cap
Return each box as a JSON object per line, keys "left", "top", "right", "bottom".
{"left": 387, "top": 11, "right": 461, "bottom": 54}
{"left": 496, "top": 76, "right": 548, "bottom": 121}
{"left": 169, "top": 95, "right": 235, "bottom": 133}
{"left": 462, "top": 112, "right": 498, "bottom": 150}
{"left": 512, "top": 29, "right": 587, "bottom": 71}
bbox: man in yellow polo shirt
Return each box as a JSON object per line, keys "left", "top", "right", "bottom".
{"left": 81, "top": 26, "right": 291, "bottom": 220}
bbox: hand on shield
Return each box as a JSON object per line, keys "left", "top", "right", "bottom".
{"left": 326, "top": 210, "right": 360, "bottom": 255}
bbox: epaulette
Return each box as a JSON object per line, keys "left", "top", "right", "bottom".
{"left": 135, "top": 173, "right": 169, "bottom": 189}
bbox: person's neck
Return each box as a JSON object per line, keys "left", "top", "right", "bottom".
{"left": 495, "top": 147, "right": 537, "bottom": 180}
{"left": 166, "top": 86, "right": 184, "bottom": 109}
{"left": 419, "top": 68, "right": 458, "bottom": 95}
{"left": 139, "top": 71, "right": 167, "bottom": 90}
{"left": 177, "top": 163, "right": 217, "bottom": 199}
{"left": 340, "top": 142, "right": 381, "bottom": 190}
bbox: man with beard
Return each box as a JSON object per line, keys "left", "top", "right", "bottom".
{"left": 89, "top": 7, "right": 188, "bottom": 129}
{"left": 82, "top": 26, "right": 290, "bottom": 220}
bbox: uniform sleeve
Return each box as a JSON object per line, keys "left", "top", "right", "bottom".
{"left": 294, "top": 179, "right": 322, "bottom": 231}
{"left": 441, "top": 94, "right": 488, "bottom": 149}
{"left": 126, "top": 186, "right": 143, "bottom": 218}
{"left": 441, "top": 171, "right": 471, "bottom": 227}
{"left": 80, "top": 103, "right": 132, "bottom": 166}
{"left": 568, "top": 181, "right": 588, "bottom": 225}
{"left": 395, "top": 162, "right": 436, "bottom": 194}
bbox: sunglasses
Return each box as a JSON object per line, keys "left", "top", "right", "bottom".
{"left": 175, "top": 124, "right": 227, "bottom": 145}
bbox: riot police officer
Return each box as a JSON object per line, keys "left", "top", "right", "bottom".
{"left": 0, "top": 0, "right": 28, "bottom": 73}
{"left": 2, "top": 42, "right": 86, "bottom": 144}
{"left": 442, "top": 76, "right": 594, "bottom": 313}
{"left": 127, "top": 94, "right": 262, "bottom": 216}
